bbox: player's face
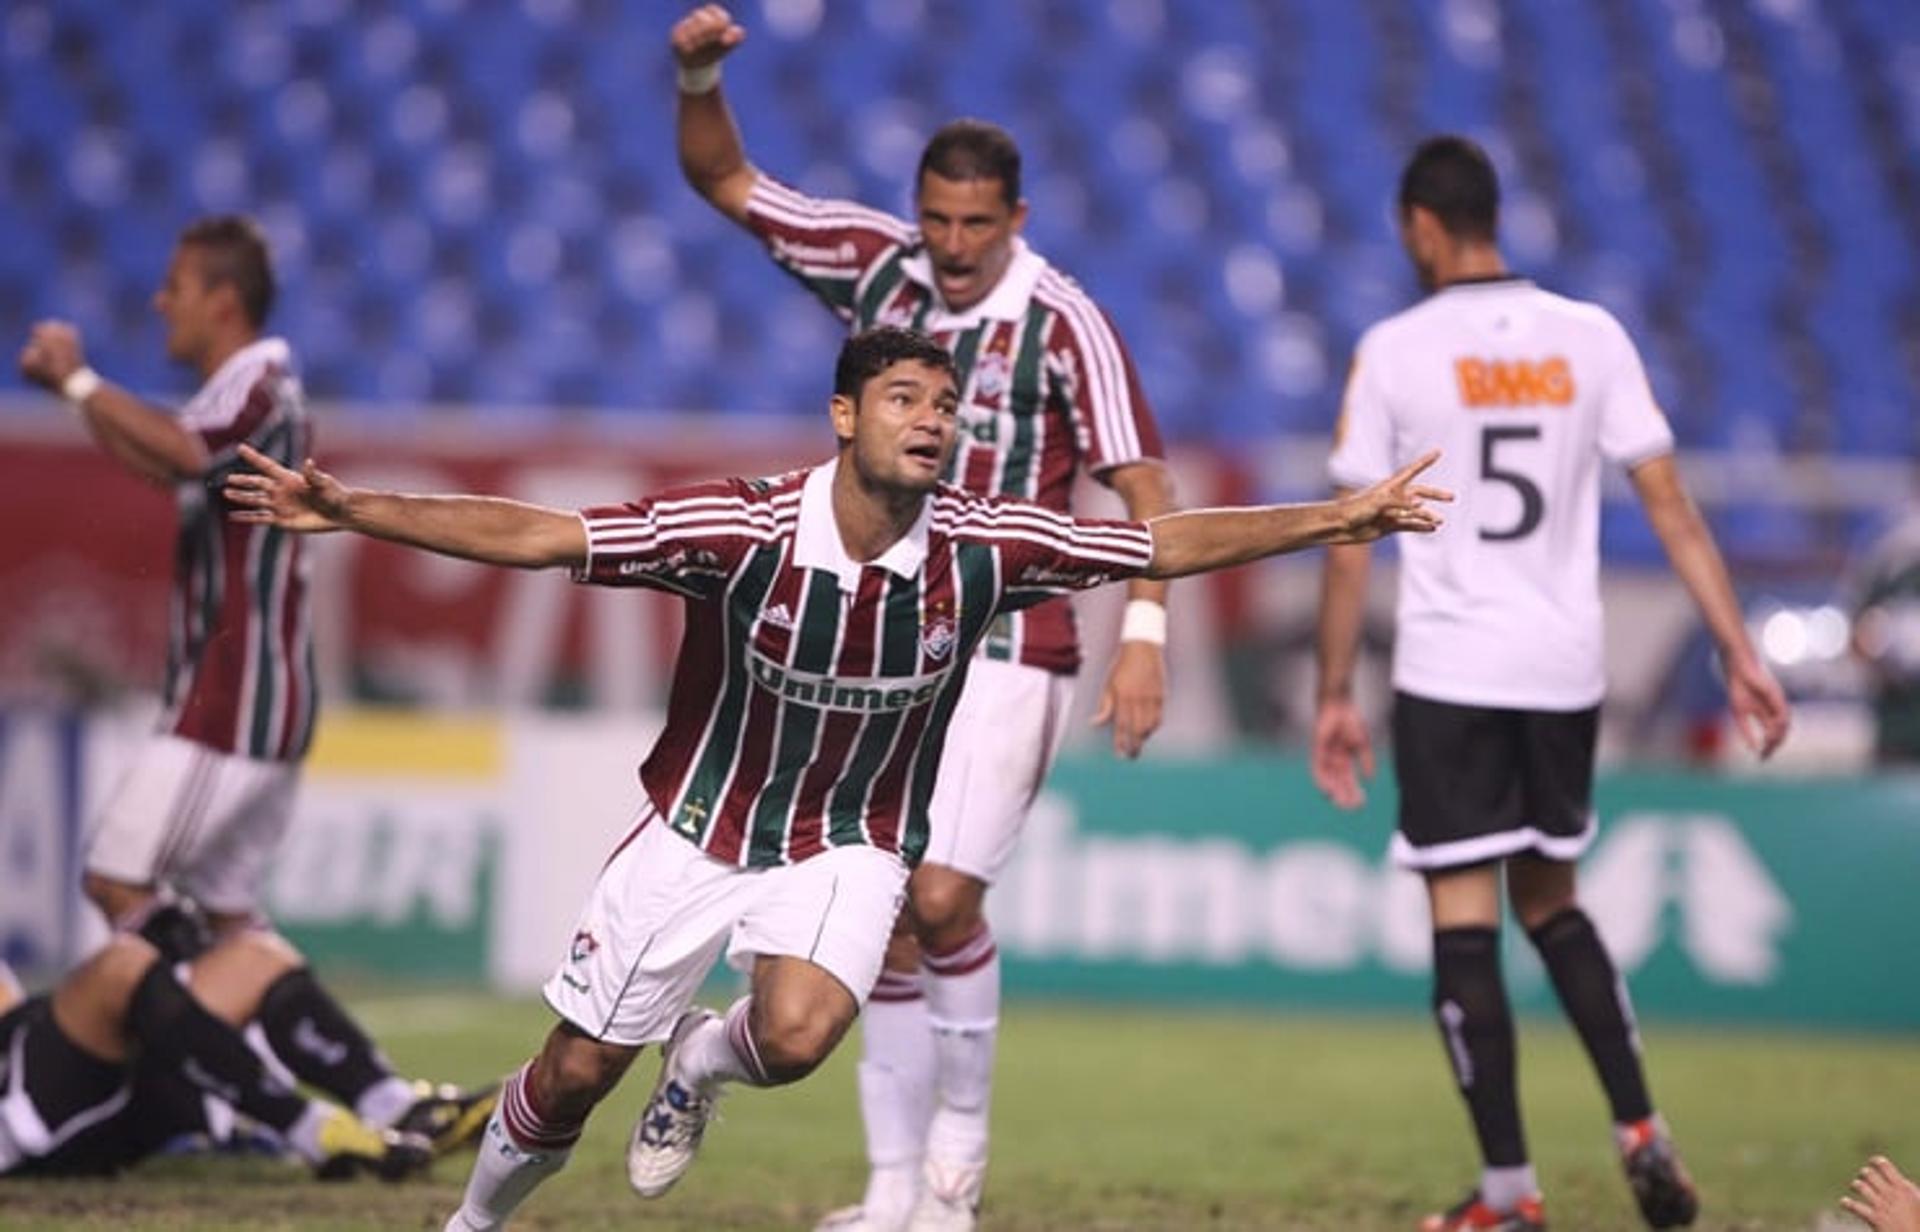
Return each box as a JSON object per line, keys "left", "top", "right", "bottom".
{"left": 152, "top": 246, "right": 220, "bottom": 365}
{"left": 837, "top": 359, "right": 960, "bottom": 495}
{"left": 916, "top": 173, "right": 1029, "bottom": 312}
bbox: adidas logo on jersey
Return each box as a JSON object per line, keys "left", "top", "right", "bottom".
{"left": 759, "top": 603, "right": 795, "bottom": 631}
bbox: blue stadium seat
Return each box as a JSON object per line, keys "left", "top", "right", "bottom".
{"left": 0, "top": 0, "right": 1912, "bottom": 516}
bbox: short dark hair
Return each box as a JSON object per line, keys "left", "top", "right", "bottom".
{"left": 834, "top": 326, "right": 956, "bottom": 400}
{"left": 177, "top": 214, "right": 276, "bottom": 327}
{"left": 1398, "top": 135, "right": 1500, "bottom": 242}
{"left": 916, "top": 119, "right": 1022, "bottom": 209}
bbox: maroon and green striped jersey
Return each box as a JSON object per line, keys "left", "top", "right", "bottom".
{"left": 744, "top": 176, "right": 1166, "bottom": 676}
{"left": 574, "top": 460, "right": 1154, "bottom": 868}
{"left": 165, "top": 337, "right": 317, "bottom": 761}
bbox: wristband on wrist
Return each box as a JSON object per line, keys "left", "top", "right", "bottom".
{"left": 677, "top": 62, "right": 721, "bottom": 94}
{"left": 1119, "top": 599, "right": 1167, "bottom": 646}
{"left": 61, "top": 366, "right": 102, "bottom": 407}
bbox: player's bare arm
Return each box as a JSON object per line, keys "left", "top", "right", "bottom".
{"left": 18, "top": 319, "right": 209, "bottom": 484}
{"left": 225, "top": 443, "right": 587, "bottom": 570}
{"left": 673, "top": 4, "right": 758, "bottom": 224}
{"left": 1095, "top": 460, "right": 1176, "bottom": 757}
{"left": 1144, "top": 451, "right": 1450, "bottom": 580}
{"left": 1630, "top": 453, "right": 1791, "bottom": 758}
{"left": 1311, "top": 517, "right": 1376, "bottom": 810}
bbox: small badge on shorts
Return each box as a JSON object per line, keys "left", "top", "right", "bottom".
{"left": 570, "top": 930, "right": 599, "bottom": 963}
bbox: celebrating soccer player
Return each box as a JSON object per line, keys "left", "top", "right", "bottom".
{"left": 670, "top": 8, "right": 1178, "bottom": 1224}
{"left": 225, "top": 326, "right": 1446, "bottom": 1231}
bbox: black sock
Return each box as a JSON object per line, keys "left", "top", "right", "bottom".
{"left": 126, "top": 961, "right": 310, "bottom": 1136}
{"left": 1432, "top": 926, "right": 1527, "bottom": 1168}
{"left": 253, "top": 967, "right": 395, "bottom": 1108}
{"left": 1527, "top": 907, "right": 1654, "bottom": 1125}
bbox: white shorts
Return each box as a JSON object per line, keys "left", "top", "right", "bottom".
{"left": 922, "top": 658, "right": 1074, "bottom": 882}
{"left": 83, "top": 734, "right": 300, "bottom": 915}
{"left": 544, "top": 805, "right": 910, "bottom": 1048}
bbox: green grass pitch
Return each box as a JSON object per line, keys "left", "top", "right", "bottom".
{"left": 2, "top": 992, "right": 1913, "bottom": 1230}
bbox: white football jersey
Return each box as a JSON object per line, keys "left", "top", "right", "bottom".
{"left": 1328, "top": 277, "right": 1675, "bottom": 710}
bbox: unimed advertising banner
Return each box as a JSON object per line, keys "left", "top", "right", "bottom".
{"left": 998, "top": 757, "right": 1920, "bottom": 1030}
{"left": 2, "top": 709, "right": 1914, "bottom": 1029}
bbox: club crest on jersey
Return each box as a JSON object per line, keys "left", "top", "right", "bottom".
{"left": 971, "top": 348, "right": 1012, "bottom": 405}
{"left": 878, "top": 300, "right": 917, "bottom": 329}
{"left": 921, "top": 615, "right": 957, "bottom": 661}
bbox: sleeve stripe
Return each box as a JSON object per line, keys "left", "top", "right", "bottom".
{"left": 1036, "top": 272, "right": 1142, "bottom": 463}
{"left": 750, "top": 179, "right": 916, "bottom": 243}
{"left": 933, "top": 500, "right": 1150, "bottom": 545}
{"left": 934, "top": 511, "right": 1152, "bottom": 553}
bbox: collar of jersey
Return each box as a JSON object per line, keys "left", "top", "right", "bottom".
{"left": 793, "top": 458, "right": 932, "bottom": 593}
{"left": 898, "top": 238, "right": 1048, "bottom": 329}
{"left": 182, "top": 335, "right": 293, "bottom": 420}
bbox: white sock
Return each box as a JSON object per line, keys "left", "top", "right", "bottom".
{"left": 922, "top": 927, "right": 1000, "bottom": 1189}
{"left": 447, "top": 1064, "right": 580, "bottom": 1229}
{"left": 1481, "top": 1163, "right": 1539, "bottom": 1211}
{"left": 670, "top": 997, "right": 770, "bottom": 1094}
{"left": 355, "top": 1075, "right": 419, "bottom": 1129}
{"left": 284, "top": 1101, "right": 332, "bottom": 1164}
{"left": 857, "top": 972, "right": 936, "bottom": 1216}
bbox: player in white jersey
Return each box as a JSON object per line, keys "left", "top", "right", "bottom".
{"left": 225, "top": 326, "right": 1449, "bottom": 1230}
{"left": 1311, "top": 136, "right": 1790, "bottom": 1232}
{"left": 672, "top": 10, "right": 1176, "bottom": 1227}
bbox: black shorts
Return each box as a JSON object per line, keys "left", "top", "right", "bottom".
{"left": 0, "top": 997, "right": 207, "bottom": 1178}
{"left": 1390, "top": 690, "right": 1599, "bottom": 872}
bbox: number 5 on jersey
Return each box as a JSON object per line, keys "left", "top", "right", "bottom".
{"left": 1479, "top": 424, "right": 1543, "bottom": 542}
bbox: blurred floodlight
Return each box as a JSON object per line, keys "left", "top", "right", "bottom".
{"left": 1762, "top": 609, "right": 1808, "bottom": 666}
{"left": 1805, "top": 606, "right": 1850, "bottom": 661}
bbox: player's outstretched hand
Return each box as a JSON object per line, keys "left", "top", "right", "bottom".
{"left": 1725, "top": 652, "right": 1790, "bottom": 760}
{"left": 1842, "top": 1156, "right": 1920, "bottom": 1232}
{"left": 672, "top": 4, "right": 746, "bottom": 69}
{"left": 1310, "top": 697, "right": 1374, "bottom": 810}
{"left": 17, "top": 320, "right": 86, "bottom": 392}
{"left": 224, "top": 443, "right": 354, "bottom": 533}
{"left": 1335, "top": 450, "right": 1452, "bottom": 544}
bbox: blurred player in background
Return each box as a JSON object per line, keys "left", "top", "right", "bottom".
{"left": 16, "top": 215, "right": 494, "bottom": 1153}
{"left": 1845, "top": 509, "right": 1920, "bottom": 766}
{"left": 0, "top": 933, "right": 433, "bottom": 1181}
{"left": 0, "top": 909, "right": 492, "bottom": 1181}
{"left": 672, "top": 8, "right": 1176, "bottom": 1227}
{"left": 17, "top": 216, "right": 316, "bottom": 946}
{"left": 1311, "top": 135, "right": 1790, "bottom": 1232}
{"left": 223, "top": 326, "right": 1448, "bottom": 1231}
